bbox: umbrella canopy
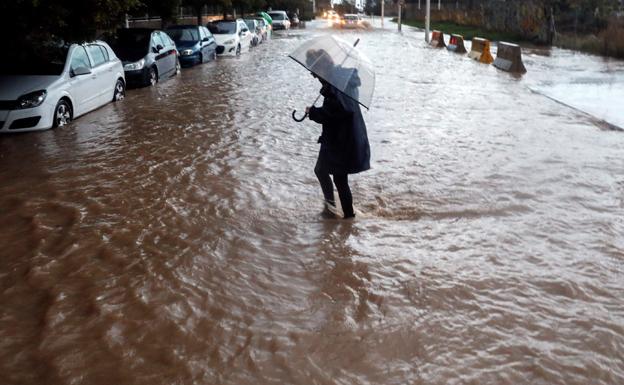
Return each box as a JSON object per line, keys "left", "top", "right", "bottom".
{"left": 257, "top": 12, "right": 273, "bottom": 25}
{"left": 289, "top": 35, "right": 375, "bottom": 109}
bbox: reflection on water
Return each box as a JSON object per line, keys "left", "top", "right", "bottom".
{"left": 1, "top": 19, "right": 623, "bottom": 385}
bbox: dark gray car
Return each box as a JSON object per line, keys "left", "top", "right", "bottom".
{"left": 111, "top": 28, "right": 180, "bottom": 87}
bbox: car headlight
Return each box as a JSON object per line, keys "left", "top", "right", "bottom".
{"left": 18, "top": 90, "right": 47, "bottom": 109}
{"left": 223, "top": 39, "right": 235, "bottom": 45}
{"left": 124, "top": 59, "right": 145, "bottom": 71}
{"left": 181, "top": 49, "right": 193, "bottom": 56}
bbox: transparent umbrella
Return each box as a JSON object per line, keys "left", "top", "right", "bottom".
{"left": 289, "top": 35, "right": 375, "bottom": 122}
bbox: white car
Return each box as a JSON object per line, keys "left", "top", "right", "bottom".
{"left": 0, "top": 41, "right": 125, "bottom": 133}
{"left": 268, "top": 11, "right": 291, "bottom": 30}
{"left": 342, "top": 14, "right": 363, "bottom": 29}
{"left": 208, "top": 19, "right": 252, "bottom": 56}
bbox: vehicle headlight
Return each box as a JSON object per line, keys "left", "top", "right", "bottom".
{"left": 124, "top": 59, "right": 145, "bottom": 71}
{"left": 18, "top": 90, "right": 47, "bottom": 109}
{"left": 223, "top": 39, "right": 235, "bottom": 45}
{"left": 181, "top": 49, "right": 193, "bottom": 56}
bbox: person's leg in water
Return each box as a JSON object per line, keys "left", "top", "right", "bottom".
{"left": 333, "top": 173, "right": 354, "bottom": 218}
{"left": 314, "top": 157, "right": 336, "bottom": 209}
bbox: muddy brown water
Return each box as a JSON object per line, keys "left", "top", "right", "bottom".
{"left": 1, "top": 20, "right": 623, "bottom": 385}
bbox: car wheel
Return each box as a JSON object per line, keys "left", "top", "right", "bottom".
{"left": 175, "top": 58, "right": 181, "bottom": 75}
{"left": 53, "top": 100, "right": 72, "bottom": 128}
{"left": 113, "top": 79, "right": 125, "bottom": 102}
{"left": 236, "top": 44, "right": 241, "bottom": 56}
{"left": 148, "top": 67, "right": 158, "bottom": 86}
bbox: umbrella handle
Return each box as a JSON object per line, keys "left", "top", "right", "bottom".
{"left": 292, "top": 109, "right": 308, "bottom": 122}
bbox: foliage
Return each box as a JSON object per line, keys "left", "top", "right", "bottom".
{"left": 1, "top": 0, "right": 141, "bottom": 46}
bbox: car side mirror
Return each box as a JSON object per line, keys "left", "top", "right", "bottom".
{"left": 71, "top": 66, "right": 91, "bottom": 77}
{"left": 202, "top": 37, "right": 210, "bottom": 42}
{"left": 156, "top": 44, "right": 164, "bottom": 52}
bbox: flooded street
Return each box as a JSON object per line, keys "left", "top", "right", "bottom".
{"left": 1, "top": 19, "right": 623, "bottom": 385}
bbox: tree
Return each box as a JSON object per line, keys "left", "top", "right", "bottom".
{"left": 1, "top": 0, "right": 142, "bottom": 46}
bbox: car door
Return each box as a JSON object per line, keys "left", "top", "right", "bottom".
{"left": 68, "top": 45, "right": 96, "bottom": 115}
{"left": 151, "top": 32, "right": 170, "bottom": 78}
{"left": 86, "top": 44, "right": 112, "bottom": 106}
{"left": 160, "top": 32, "right": 178, "bottom": 73}
{"left": 238, "top": 21, "right": 251, "bottom": 51}
{"left": 202, "top": 27, "right": 216, "bottom": 59}
{"left": 197, "top": 27, "right": 207, "bottom": 61}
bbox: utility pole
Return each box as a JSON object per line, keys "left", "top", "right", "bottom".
{"left": 425, "top": 0, "right": 430, "bottom": 43}
{"left": 381, "top": 0, "right": 384, "bottom": 28}
{"left": 438, "top": 0, "right": 440, "bottom": 10}
{"left": 398, "top": 0, "right": 402, "bottom": 31}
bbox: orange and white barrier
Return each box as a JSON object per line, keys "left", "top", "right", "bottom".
{"left": 468, "top": 37, "right": 494, "bottom": 64}
{"left": 430, "top": 30, "right": 446, "bottom": 48}
{"left": 447, "top": 34, "right": 467, "bottom": 54}
{"left": 493, "top": 41, "right": 527, "bottom": 73}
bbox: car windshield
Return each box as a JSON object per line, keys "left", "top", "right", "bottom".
{"left": 268, "top": 13, "right": 285, "bottom": 20}
{"left": 1, "top": 44, "right": 68, "bottom": 76}
{"left": 167, "top": 28, "right": 199, "bottom": 44}
{"left": 208, "top": 22, "right": 236, "bottom": 34}
{"left": 113, "top": 30, "right": 150, "bottom": 60}
{"left": 244, "top": 21, "right": 255, "bottom": 30}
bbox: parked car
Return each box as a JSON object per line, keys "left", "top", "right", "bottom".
{"left": 268, "top": 11, "right": 291, "bottom": 30}
{"left": 289, "top": 13, "right": 300, "bottom": 27}
{"left": 244, "top": 19, "right": 261, "bottom": 46}
{"left": 0, "top": 41, "right": 125, "bottom": 132}
{"left": 111, "top": 28, "right": 180, "bottom": 87}
{"left": 341, "top": 14, "right": 363, "bottom": 29}
{"left": 166, "top": 25, "right": 217, "bottom": 67}
{"left": 252, "top": 18, "right": 269, "bottom": 42}
{"left": 208, "top": 19, "right": 252, "bottom": 56}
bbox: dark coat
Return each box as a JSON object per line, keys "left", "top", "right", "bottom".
{"left": 308, "top": 76, "right": 371, "bottom": 175}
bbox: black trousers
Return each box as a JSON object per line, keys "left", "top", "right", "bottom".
{"left": 314, "top": 156, "right": 354, "bottom": 218}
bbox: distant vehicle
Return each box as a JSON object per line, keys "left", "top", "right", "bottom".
{"left": 0, "top": 41, "right": 125, "bottom": 132}
{"left": 289, "top": 13, "right": 300, "bottom": 27}
{"left": 166, "top": 25, "right": 217, "bottom": 67}
{"left": 342, "top": 14, "right": 363, "bottom": 29}
{"left": 208, "top": 19, "right": 252, "bottom": 56}
{"left": 244, "top": 19, "right": 261, "bottom": 46}
{"left": 111, "top": 29, "right": 180, "bottom": 87}
{"left": 252, "top": 18, "right": 269, "bottom": 42}
{"left": 268, "top": 11, "right": 291, "bottom": 30}
{"left": 323, "top": 10, "right": 338, "bottom": 19}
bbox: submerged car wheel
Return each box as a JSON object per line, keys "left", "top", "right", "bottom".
{"left": 53, "top": 100, "right": 72, "bottom": 128}
{"left": 236, "top": 44, "right": 241, "bottom": 56}
{"left": 175, "top": 58, "right": 181, "bottom": 74}
{"left": 148, "top": 67, "right": 158, "bottom": 86}
{"left": 113, "top": 79, "right": 125, "bottom": 102}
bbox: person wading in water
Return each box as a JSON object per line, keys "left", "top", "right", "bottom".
{"left": 304, "top": 49, "right": 371, "bottom": 219}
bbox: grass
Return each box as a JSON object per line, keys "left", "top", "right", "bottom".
{"left": 395, "top": 17, "right": 624, "bottom": 59}
{"left": 555, "top": 19, "right": 624, "bottom": 59}
{"left": 394, "top": 19, "right": 535, "bottom": 44}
